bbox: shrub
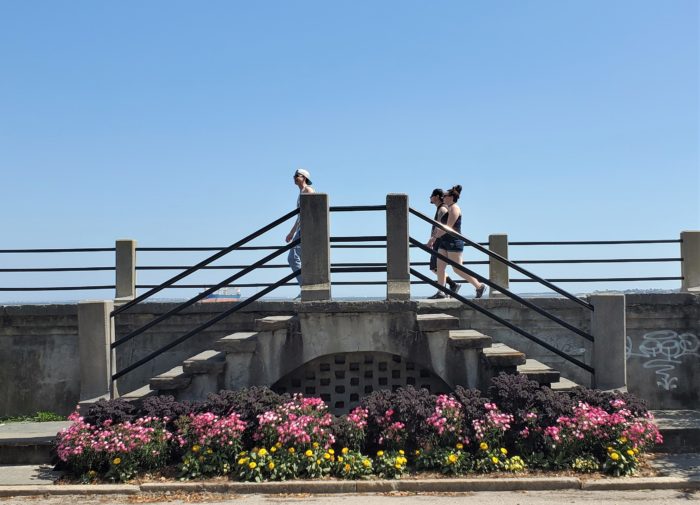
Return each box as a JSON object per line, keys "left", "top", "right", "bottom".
{"left": 361, "top": 386, "right": 435, "bottom": 450}
{"left": 175, "top": 411, "right": 247, "bottom": 479}
{"left": 83, "top": 399, "right": 137, "bottom": 426}
{"left": 332, "top": 406, "right": 368, "bottom": 451}
{"left": 254, "top": 394, "right": 335, "bottom": 450}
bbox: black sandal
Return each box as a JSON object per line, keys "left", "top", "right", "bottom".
{"left": 475, "top": 284, "right": 486, "bottom": 299}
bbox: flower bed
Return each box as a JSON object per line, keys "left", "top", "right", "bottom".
{"left": 55, "top": 376, "right": 662, "bottom": 482}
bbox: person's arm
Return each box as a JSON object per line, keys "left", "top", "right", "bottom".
{"left": 286, "top": 187, "right": 315, "bottom": 242}
{"left": 427, "top": 206, "right": 447, "bottom": 246}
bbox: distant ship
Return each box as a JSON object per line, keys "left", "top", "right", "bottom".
{"left": 202, "top": 287, "right": 242, "bottom": 302}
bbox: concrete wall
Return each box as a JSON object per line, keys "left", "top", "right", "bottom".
{"left": 1, "top": 293, "right": 698, "bottom": 416}
{"left": 0, "top": 304, "right": 80, "bottom": 416}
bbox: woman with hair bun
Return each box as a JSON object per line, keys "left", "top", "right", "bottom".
{"left": 426, "top": 184, "right": 486, "bottom": 299}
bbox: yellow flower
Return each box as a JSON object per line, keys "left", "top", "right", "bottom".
{"left": 329, "top": 448, "right": 335, "bottom": 455}
{"left": 323, "top": 452, "right": 331, "bottom": 460}
{"left": 112, "top": 457, "right": 121, "bottom": 465}
{"left": 456, "top": 443, "right": 464, "bottom": 450}
{"left": 305, "top": 449, "right": 313, "bottom": 457}
{"left": 338, "top": 456, "right": 343, "bottom": 463}
{"left": 237, "top": 458, "right": 247, "bottom": 465}
{"left": 399, "top": 449, "right": 405, "bottom": 455}
{"left": 288, "top": 447, "right": 296, "bottom": 454}
{"left": 500, "top": 447, "right": 508, "bottom": 455}
{"left": 268, "top": 462, "right": 275, "bottom": 470}
{"left": 344, "top": 464, "right": 351, "bottom": 473}
{"left": 362, "top": 459, "right": 371, "bottom": 468}
{"left": 316, "top": 459, "right": 321, "bottom": 465}
{"left": 607, "top": 446, "right": 614, "bottom": 453}
{"left": 610, "top": 452, "right": 620, "bottom": 461}
{"left": 270, "top": 446, "right": 277, "bottom": 453}
{"left": 492, "top": 456, "right": 499, "bottom": 464}
{"left": 627, "top": 450, "right": 635, "bottom": 457}
{"left": 313, "top": 442, "right": 320, "bottom": 448}
{"left": 479, "top": 442, "right": 488, "bottom": 451}
{"left": 377, "top": 450, "right": 384, "bottom": 457}
{"left": 415, "top": 450, "right": 421, "bottom": 456}
{"left": 275, "top": 442, "right": 282, "bottom": 448}
{"left": 394, "top": 463, "right": 402, "bottom": 469}
{"left": 448, "top": 454, "right": 458, "bottom": 464}
{"left": 398, "top": 457, "right": 407, "bottom": 464}
{"left": 342, "top": 447, "right": 349, "bottom": 455}
{"left": 258, "top": 448, "right": 268, "bottom": 456}
{"left": 619, "top": 436, "right": 628, "bottom": 444}
{"left": 633, "top": 448, "right": 639, "bottom": 454}
{"left": 192, "top": 445, "right": 201, "bottom": 453}
{"left": 206, "top": 448, "right": 213, "bottom": 454}
{"left": 249, "top": 462, "right": 257, "bottom": 469}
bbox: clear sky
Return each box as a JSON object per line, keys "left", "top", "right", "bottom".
{"left": 1, "top": 0, "right": 698, "bottom": 303}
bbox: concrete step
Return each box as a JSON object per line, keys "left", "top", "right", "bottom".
{"left": 0, "top": 421, "right": 69, "bottom": 465}
{"left": 448, "top": 329, "right": 492, "bottom": 349}
{"left": 417, "top": 313, "right": 460, "bottom": 332}
{"left": 518, "top": 359, "right": 560, "bottom": 386}
{"left": 213, "top": 332, "right": 259, "bottom": 353}
{"left": 652, "top": 410, "right": 700, "bottom": 453}
{"left": 120, "top": 384, "right": 156, "bottom": 402}
{"left": 482, "top": 342, "right": 527, "bottom": 367}
{"left": 182, "top": 350, "right": 226, "bottom": 375}
{"left": 549, "top": 376, "right": 580, "bottom": 392}
{"left": 149, "top": 366, "right": 191, "bottom": 391}
{"left": 254, "top": 315, "right": 296, "bottom": 331}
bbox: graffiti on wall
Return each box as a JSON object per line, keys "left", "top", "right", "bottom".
{"left": 626, "top": 331, "right": 699, "bottom": 391}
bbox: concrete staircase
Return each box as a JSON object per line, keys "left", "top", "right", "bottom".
{"left": 416, "top": 313, "right": 578, "bottom": 392}
{"left": 126, "top": 312, "right": 579, "bottom": 405}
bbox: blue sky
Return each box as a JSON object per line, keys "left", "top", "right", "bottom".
{"left": 1, "top": 0, "right": 698, "bottom": 302}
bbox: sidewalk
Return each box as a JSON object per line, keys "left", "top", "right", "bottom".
{"left": 0, "top": 414, "right": 698, "bottom": 495}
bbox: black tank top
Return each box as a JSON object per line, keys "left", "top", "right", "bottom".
{"left": 440, "top": 208, "right": 462, "bottom": 235}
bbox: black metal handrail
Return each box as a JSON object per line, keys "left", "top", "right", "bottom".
{"left": 410, "top": 268, "right": 594, "bottom": 374}
{"left": 410, "top": 239, "right": 595, "bottom": 342}
{"left": 112, "top": 208, "right": 299, "bottom": 316}
{"left": 509, "top": 239, "right": 681, "bottom": 246}
{"left": 112, "top": 240, "right": 298, "bottom": 350}
{"left": 112, "top": 270, "right": 299, "bottom": 381}
{"left": 409, "top": 207, "right": 594, "bottom": 311}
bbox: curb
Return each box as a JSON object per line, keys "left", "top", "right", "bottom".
{"left": 0, "top": 477, "right": 698, "bottom": 496}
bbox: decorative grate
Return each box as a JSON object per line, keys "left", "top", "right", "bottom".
{"left": 272, "top": 351, "right": 451, "bottom": 414}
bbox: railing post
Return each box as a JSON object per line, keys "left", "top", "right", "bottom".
{"left": 78, "top": 300, "right": 116, "bottom": 401}
{"left": 386, "top": 193, "right": 410, "bottom": 300}
{"left": 115, "top": 239, "right": 136, "bottom": 301}
{"left": 681, "top": 231, "right": 700, "bottom": 292}
{"left": 300, "top": 193, "right": 331, "bottom": 301}
{"left": 590, "top": 293, "right": 626, "bottom": 390}
{"left": 489, "top": 233, "right": 509, "bottom": 298}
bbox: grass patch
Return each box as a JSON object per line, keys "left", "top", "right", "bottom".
{"left": 0, "top": 411, "right": 66, "bottom": 423}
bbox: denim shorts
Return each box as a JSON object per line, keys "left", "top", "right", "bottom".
{"left": 439, "top": 236, "right": 464, "bottom": 252}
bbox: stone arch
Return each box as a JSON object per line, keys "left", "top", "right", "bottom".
{"left": 270, "top": 351, "right": 451, "bottom": 414}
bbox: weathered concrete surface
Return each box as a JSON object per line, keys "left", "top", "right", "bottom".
{"left": 2, "top": 294, "right": 699, "bottom": 416}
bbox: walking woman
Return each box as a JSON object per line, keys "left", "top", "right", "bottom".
{"left": 427, "top": 185, "right": 486, "bottom": 299}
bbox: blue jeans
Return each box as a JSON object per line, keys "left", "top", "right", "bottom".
{"left": 287, "top": 230, "right": 302, "bottom": 285}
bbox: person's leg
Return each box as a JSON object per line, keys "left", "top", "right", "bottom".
{"left": 448, "top": 251, "right": 484, "bottom": 292}
{"left": 288, "top": 245, "right": 302, "bottom": 286}
{"left": 428, "top": 249, "right": 449, "bottom": 299}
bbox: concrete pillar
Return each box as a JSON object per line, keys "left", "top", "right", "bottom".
{"left": 590, "top": 294, "right": 626, "bottom": 390}
{"left": 681, "top": 231, "right": 700, "bottom": 292}
{"left": 78, "top": 300, "right": 116, "bottom": 401}
{"left": 115, "top": 239, "right": 136, "bottom": 301}
{"left": 300, "top": 193, "right": 331, "bottom": 301}
{"left": 386, "top": 194, "right": 410, "bottom": 300}
{"left": 489, "top": 233, "right": 509, "bottom": 298}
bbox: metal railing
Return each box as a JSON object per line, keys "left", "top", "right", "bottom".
{"left": 0, "top": 237, "right": 683, "bottom": 294}
{"left": 408, "top": 207, "right": 597, "bottom": 376}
